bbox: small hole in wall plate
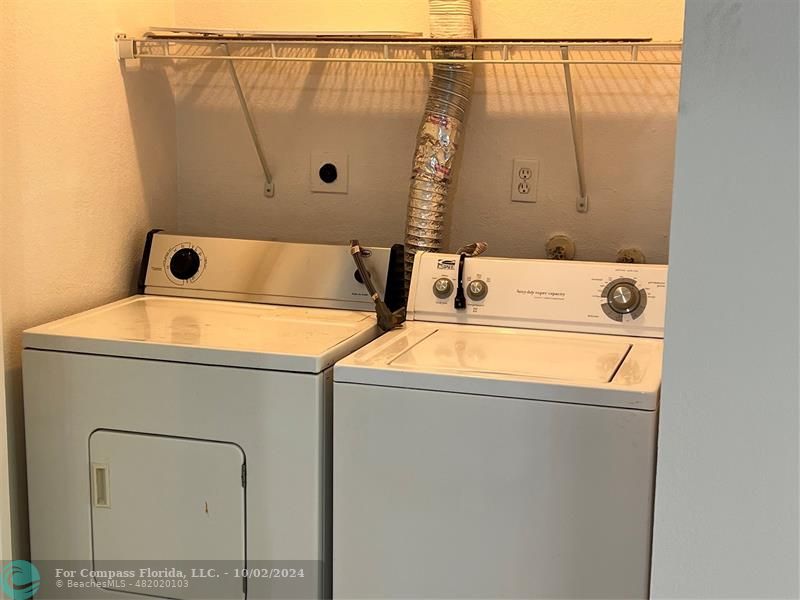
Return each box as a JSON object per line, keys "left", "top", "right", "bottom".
{"left": 319, "top": 163, "right": 338, "bottom": 184}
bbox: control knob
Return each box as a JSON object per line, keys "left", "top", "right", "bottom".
{"left": 169, "top": 248, "right": 201, "bottom": 281}
{"left": 466, "top": 279, "right": 489, "bottom": 301}
{"left": 601, "top": 277, "right": 647, "bottom": 321}
{"left": 608, "top": 282, "right": 641, "bottom": 314}
{"left": 433, "top": 277, "right": 454, "bottom": 299}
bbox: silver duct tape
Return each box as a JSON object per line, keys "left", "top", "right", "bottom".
{"left": 413, "top": 122, "right": 462, "bottom": 149}
{"left": 411, "top": 126, "right": 464, "bottom": 178}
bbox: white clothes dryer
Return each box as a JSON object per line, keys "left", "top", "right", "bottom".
{"left": 23, "top": 231, "right": 404, "bottom": 600}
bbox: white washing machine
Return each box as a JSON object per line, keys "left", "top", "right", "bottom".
{"left": 333, "top": 252, "right": 668, "bottom": 599}
{"left": 23, "top": 231, "right": 404, "bottom": 600}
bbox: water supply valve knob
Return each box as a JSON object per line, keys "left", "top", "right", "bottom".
{"left": 466, "top": 279, "right": 489, "bottom": 301}
{"left": 433, "top": 277, "right": 454, "bottom": 299}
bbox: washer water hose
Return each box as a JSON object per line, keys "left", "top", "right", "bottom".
{"left": 404, "top": 0, "right": 476, "bottom": 295}
{"left": 454, "top": 253, "right": 468, "bottom": 310}
{"left": 453, "top": 242, "right": 487, "bottom": 310}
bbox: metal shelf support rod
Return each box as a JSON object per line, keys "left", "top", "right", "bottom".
{"left": 560, "top": 45, "right": 588, "bottom": 213}
{"left": 222, "top": 44, "right": 274, "bottom": 197}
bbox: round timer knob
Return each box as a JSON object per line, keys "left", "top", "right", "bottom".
{"left": 169, "top": 248, "right": 201, "bottom": 281}
{"left": 433, "top": 277, "right": 454, "bottom": 299}
{"left": 466, "top": 279, "right": 489, "bottom": 301}
{"left": 608, "top": 282, "right": 641, "bottom": 314}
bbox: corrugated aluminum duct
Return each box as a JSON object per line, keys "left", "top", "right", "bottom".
{"left": 404, "top": 0, "right": 475, "bottom": 292}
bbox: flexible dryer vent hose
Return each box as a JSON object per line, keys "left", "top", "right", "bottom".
{"left": 404, "top": 0, "right": 475, "bottom": 293}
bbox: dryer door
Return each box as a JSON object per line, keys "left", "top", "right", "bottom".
{"left": 89, "top": 430, "right": 246, "bottom": 598}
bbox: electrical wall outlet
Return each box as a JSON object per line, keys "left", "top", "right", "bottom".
{"left": 511, "top": 158, "right": 539, "bottom": 203}
{"left": 310, "top": 151, "right": 349, "bottom": 194}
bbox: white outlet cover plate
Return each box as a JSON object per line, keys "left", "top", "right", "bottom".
{"left": 511, "top": 158, "right": 540, "bottom": 203}
{"left": 310, "top": 151, "right": 349, "bottom": 194}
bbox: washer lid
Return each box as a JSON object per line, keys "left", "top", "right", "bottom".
{"left": 24, "top": 295, "right": 379, "bottom": 373}
{"left": 335, "top": 323, "right": 663, "bottom": 410}
{"left": 389, "top": 328, "right": 631, "bottom": 383}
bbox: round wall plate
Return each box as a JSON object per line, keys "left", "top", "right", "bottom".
{"left": 545, "top": 234, "right": 576, "bottom": 260}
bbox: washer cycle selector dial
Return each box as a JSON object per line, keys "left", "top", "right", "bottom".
{"left": 466, "top": 279, "right": 489, "bottom": 301}
{"left": 433, "top": 277, "right": 454, "bottom": 299}
{"left": 609, "top": 282, "right": 641, "bottom": 313}
{"left": 601, "top": 278, "right": 647, "bottom": 321}
{"left": 164, "top": 243, "right": 206, "bottom": 284}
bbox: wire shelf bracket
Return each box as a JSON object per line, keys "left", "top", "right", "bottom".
{"left": 222, "top": 43, "right": 274, "bottom": 198}
{"left": 560, "top": 45, "right": 588, "bottom": 213}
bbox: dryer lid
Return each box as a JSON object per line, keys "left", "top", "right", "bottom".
{"left": 24, "top": 295, "right": 379, "bottom": 373}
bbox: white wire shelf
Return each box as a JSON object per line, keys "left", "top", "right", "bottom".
{"left": 116, "top": 29, "right": 681, "bottom": 210}
{"left": 116, "top": 30, "right": 682, "bottom": 66}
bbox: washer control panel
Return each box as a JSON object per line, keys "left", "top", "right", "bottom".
{"left": 408, "top": 252, "right": 668, "bottom": 338}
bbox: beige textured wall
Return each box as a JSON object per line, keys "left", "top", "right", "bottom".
{"left": 0, "top": 0, "right": 684, "bottom": 559}
{"left": 172, "top": 0, "right": 683, "bottom": 262}
{"left": 0, "top": 0, "right": 177, "bottom": 557}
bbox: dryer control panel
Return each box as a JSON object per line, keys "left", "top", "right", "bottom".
{"left": 407, "top": 253, "right": 668, "bottom": 338}
{"left": 141, "top": 231, "right": 405, "bottom": 312}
